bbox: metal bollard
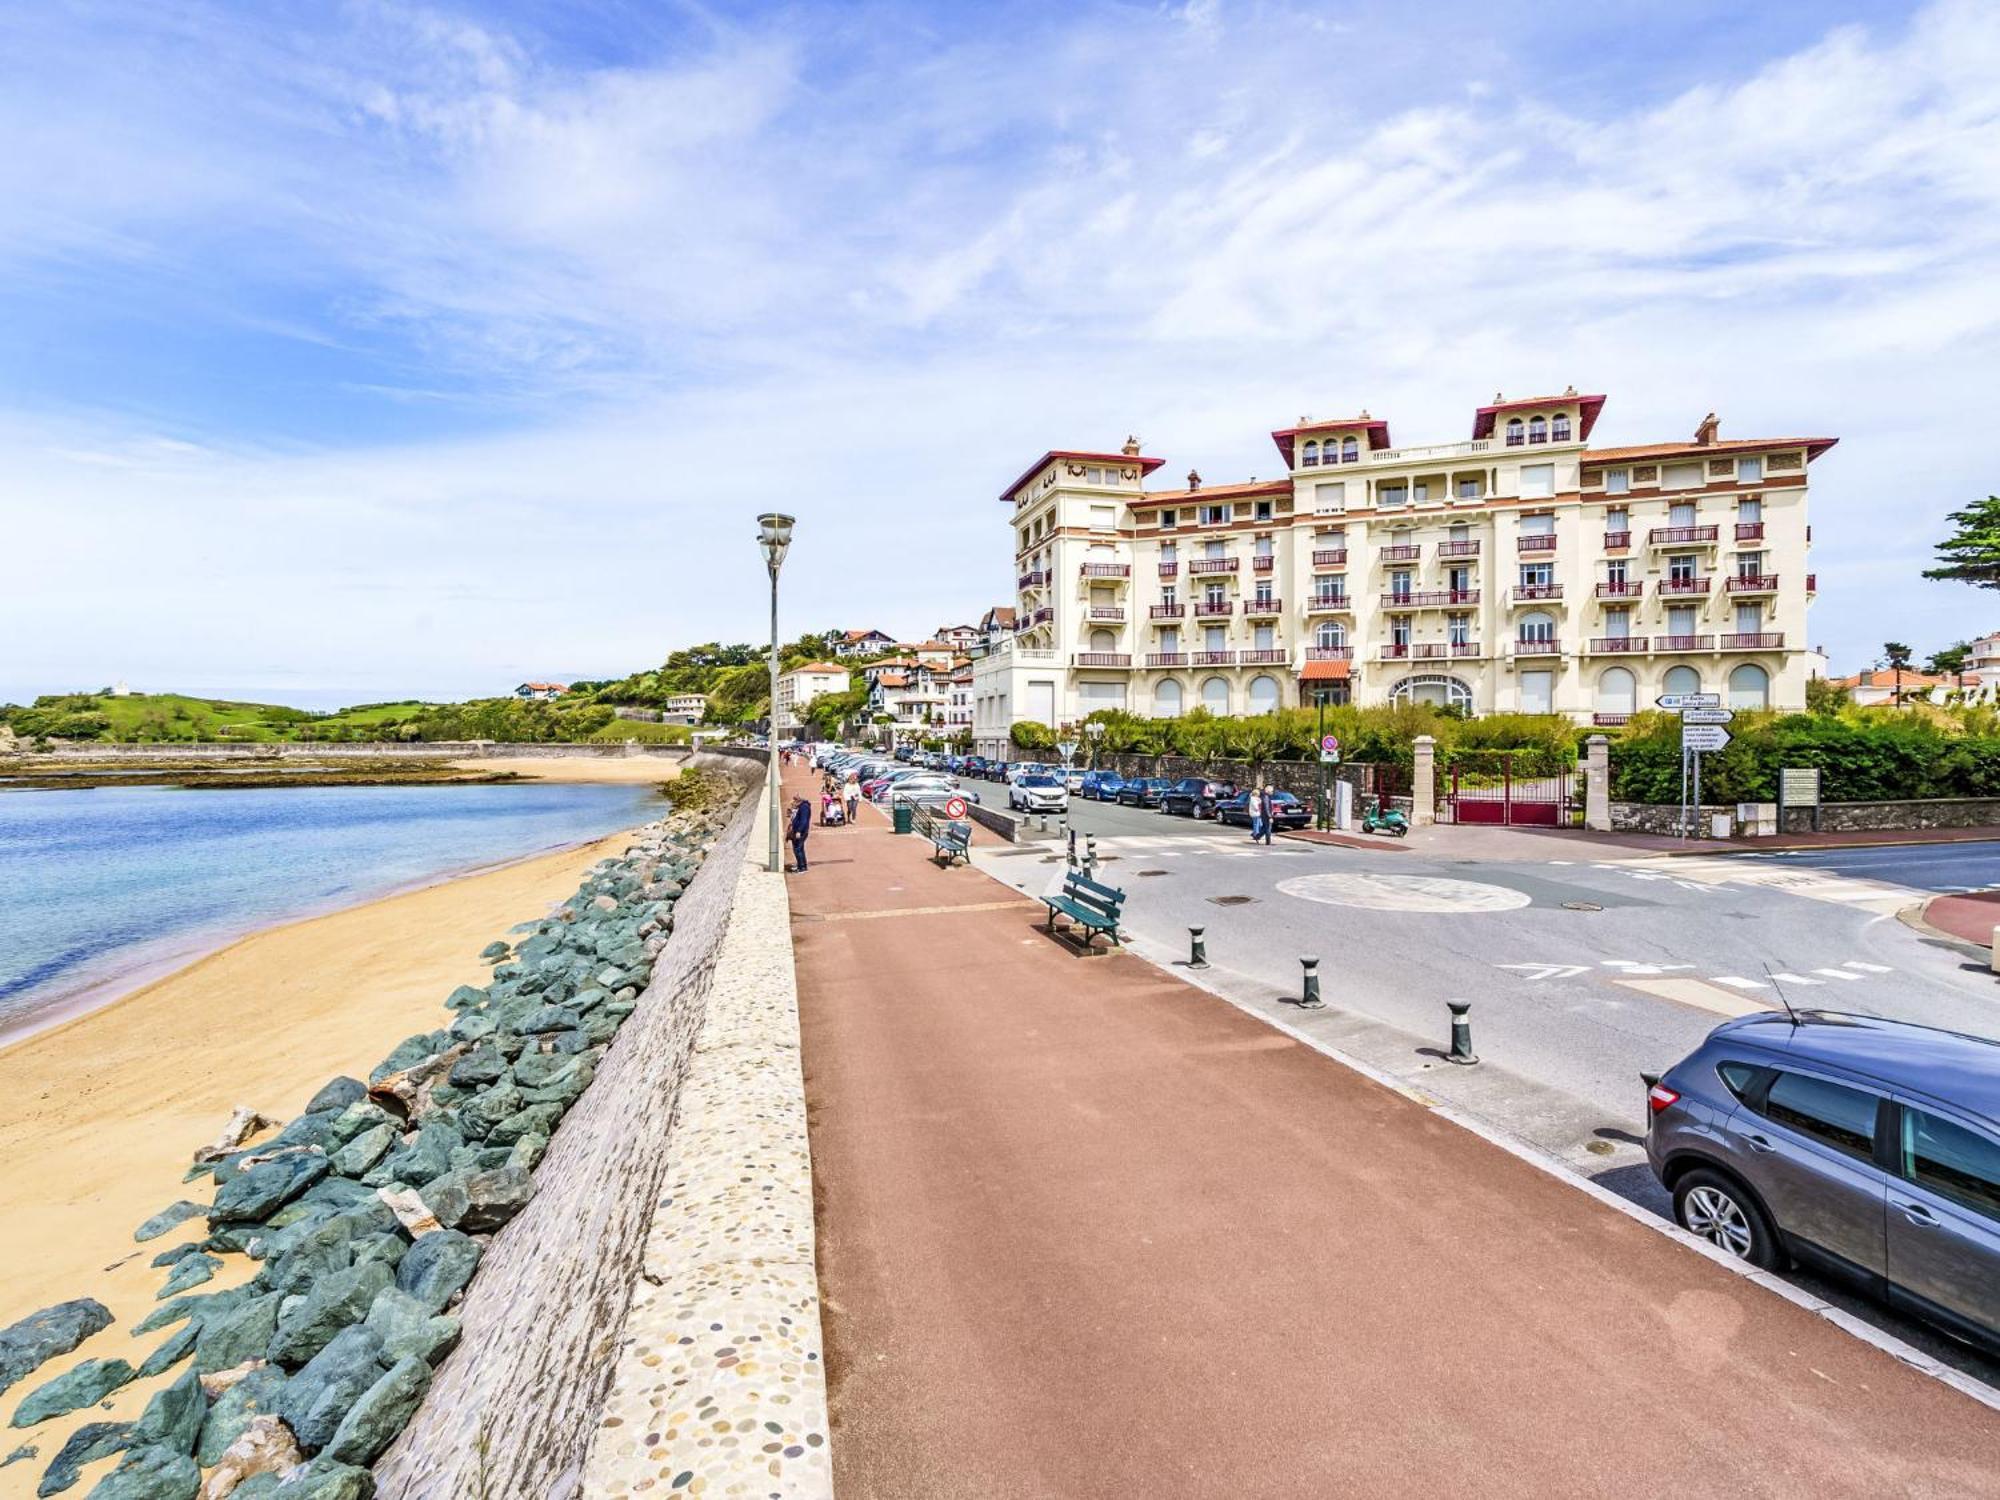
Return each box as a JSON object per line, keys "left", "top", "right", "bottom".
{"left": 1990, "top": 926, "right": 2000, "bottom": 976}
{"left": 1298, "top": 956, "right": 1324, "bottom": 1009}
{"left": 1188, "top": 926, "right": 1208, "bottom": 968}
{"left": 1446, "top": 999, "right": 1478, "bottom": 1064}
{"left": 1067, "top": 826, "right": 1078, "bottom": 866}
{"left": 1084, "top": 833, "right": 1098, "bottom": 876}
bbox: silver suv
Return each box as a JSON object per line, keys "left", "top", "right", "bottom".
{"left": 1645, "top": 1011, "right": 2000, "bottom": 1353}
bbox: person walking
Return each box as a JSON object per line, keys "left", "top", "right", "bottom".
{"left": 1248, "top": 781, "right": 1267, "bottom": 843}
{"left": 787, "top": 795, "right": 812, "bottom": 872}
{"left": 1257, "top": 783, "right": 1277, "bottom": 845}
{"left": 844, "top": 771, "right": 862, "bottom": 826}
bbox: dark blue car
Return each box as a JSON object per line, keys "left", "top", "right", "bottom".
{"left": 1079, "top": 771, "right": 1126, "bottom": 801}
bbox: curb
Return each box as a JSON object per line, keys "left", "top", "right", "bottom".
{"left": 1901, "top": 896, "right": 1999, "bottom": 961}
{"left": 1125, "top": 936, "right": 2000, "bottom": 1418}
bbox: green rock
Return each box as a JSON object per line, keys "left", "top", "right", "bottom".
{"left": 485, "top": 1103, "right": 561, "bottom": 1148}
{"left": 2, "top": 1443, "right": 30, "bottom": 1470}
{"left": 369, "top": 1035, "right": 444, "bottom": 1083}
{"left": 303, "top": 1078, "right": 366, "bottom": 1115}
{"left": 36, "top": 1421, "right": 131, "bottom": 1496}
{"left": 362, "top": 1289, "right": 459, "bottom": 1369}
{"left": 80, "top": 1442, "right": 197, "bottom": 1499}
{"left": 300, "top": 1177, "right": 375, "bottom": 1212}
{"left": 320, "top": 1354, "right": 429, "bottom": 1466}
{"left": 446, "top": 1011, "right": 496, "bottom": 1043}
{"left": 128, "top": 1370, "right": 204, "bottom": 1455}
{"left": 267, "top": 1263, "right": 392, "bottom": 1369}
{"left": 478, "top": 941, "right": 510, "bottom": 960}
{"left": 232, "top": 1456, "right": 375, "bottom": 1498}
{"left": 134, "top": 1324, "right": 198, "bottom": 1381}
{"left": 210, "top": 1154, "right": 329, "bottom": 1224}
{"left": 515, "top": 1005, "right": 578, "bottom": 1035}
{"left": 192, "top": 1295, "right": 280, "bottom": 1376}
{"left": 455, "top": 1085, "right": 523, "bottom": 1142}
{"left": 392, "top": 1232, "right": 479, "bottom": 1314}
{"left": 330, "top": 1124, "right": 396, "bottom": 1178}
{"left": 0, "top": 1300, "right": 113, "bottom": 1398}
{"left": 445, "top": 1047, "right": 504, "bottom": 1090}
{"left": 277, "top": 1326, "right": 385, "bottom": 1453}
{"left": 506, "top": 1134, "right": 549, "bottom": 1172}
{"left": 10, "top": 1359, "right": 135, "bottom": 1429}
{"left": 324, "top": 1102, "right": 396, "bottom": 1150}
{"left": 194, "top": 1366, "right": 284, "bottom": 1467}
{"left": 366, "top": 1123, "right": 458, "bottom": 1189}
{"left": 145, "top": 1245, "right": 201, "bottom": 1270}
{"left": 444, "top": 984, "right": 488, "bottom": 1009}
{"left": 132, "top": 1204, "right": 204, "bottom": 1245}
{"left": 154, "top": 1256, "right": 216, "bottom": 1301}
{"left": 350, "top": 1235, "right": 407, "bottom": 1275}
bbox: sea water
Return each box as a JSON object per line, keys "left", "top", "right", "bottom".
{"left": 0, "top": 782, "right": 666, "bottom": 1037}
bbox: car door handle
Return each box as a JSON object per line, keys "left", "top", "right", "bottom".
{"left": 1745, "top": 1134, "right": 1776, "bottom": 1153}
{"left": 1897, "top": 1201, "right": 1939, "bottom": 1227}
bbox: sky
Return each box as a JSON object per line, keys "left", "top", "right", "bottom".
{"left": 3, "top": 0, "right": 1998, "bottom": 709}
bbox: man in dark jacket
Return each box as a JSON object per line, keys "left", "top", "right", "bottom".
{"left": 787, "top": 796, "right": 812, "bottom": 872}
{"left": 1256, "top": 785, "right": 1276, "bottom": 845}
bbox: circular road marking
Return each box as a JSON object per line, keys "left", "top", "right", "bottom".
{"left": 1275, "top": 872, "right": 1532, "bottom": 914}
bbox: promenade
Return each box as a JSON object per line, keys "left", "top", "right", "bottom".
{"left": 782, "top": 765, "right": 1999, "bottom": 1498}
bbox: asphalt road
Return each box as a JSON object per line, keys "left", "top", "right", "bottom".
{"left": 1730, "top": 839, "right": 2000, "bottom": 894}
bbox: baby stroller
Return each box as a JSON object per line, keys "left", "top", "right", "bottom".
{"left": 820, "top": 792, "right": 848, "bottom": 827}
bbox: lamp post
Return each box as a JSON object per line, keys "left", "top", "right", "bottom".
{"left": 757, "top": 512, "right": 796, "bottom": 874}
{"left": 1085, "top": 718, "right": 1105, "bottom": 769}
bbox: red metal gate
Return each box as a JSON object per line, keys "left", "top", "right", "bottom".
{"left": 1443, "top": 753, "right": 1579, "bottom": 827}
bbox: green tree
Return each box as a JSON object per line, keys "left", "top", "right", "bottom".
{"left": 1010, "top": 719, "right": 1056, "bottom": 752}
{"left": 1928, "top": 643, "right": 1972, "bottom": 697}
{"left": 1804, "top": 675, "right": 1850, "bottom": 715}
{"left": 1923, "top": 495, "right": 2000, "bottom": 591}
{"left": 1881, "top": 641, "right": 1914, "bottom": 705}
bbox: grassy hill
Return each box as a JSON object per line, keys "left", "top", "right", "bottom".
{"left": 3, "top": 693, "right": 437, "bottom": 744}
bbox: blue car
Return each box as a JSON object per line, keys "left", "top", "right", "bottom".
{"left": 1080, "top": 771, "right": 1126, "bottom": 801}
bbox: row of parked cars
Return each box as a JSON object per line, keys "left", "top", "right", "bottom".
{"left": 809, "top": 746, "right": 979, "bottom": 810}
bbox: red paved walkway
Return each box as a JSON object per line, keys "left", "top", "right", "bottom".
{"left": 1924, "top": 889, "right": 2000, "bottom": 948}
{"left": 784, "top": 767, "right": 1998, "bottom": 1499}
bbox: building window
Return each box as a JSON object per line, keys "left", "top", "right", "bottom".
{"left": 1314, "top": 481, "right": 1346, "bottom": 514}
{"left": 1663, "top": 666, "right": 1701, "bottom": 696}
{"left": 1505, "top": 418, "right": 1525, "bottom": 448}
{"left": 1302, "top": 439, "right": 1320, "bottom": 467}
{"left": 1201, "top": 677, "right": 1230, "bottom": 713}
{"left": 1518, "top": 611, "right": 1554, "bottom": 643}
{"left": 1670, "top": 501, "right": 1697, "bottom": 527}
{"left": 1315, "top": 621, "right": 1346, "bottom": 649}
{"left": 1605, "top": 558, "right": 1628, "bottom": 586}
{"left": 1596, "top": 667, "right": 1637, "bottom": 715}
{"left": 1389, "top": 569, "right": 1413, "bottom": 600}
{"left": 1551, "top": 413, "right": 1571, "bottom": 442}
{"left": 1388, "top": 674, "right": 1474, "bottom": 710}
{"left": 1378, "top": 483, "right": 1408, "bottom": 508}
{"left": 1089, "top": 504, "right": 1115, "bottom": 531}
{"left": 1604, "top": 469, "right": 1630, "bottom": 495}
{"left": 1668, "top": 554, "right": 1697, "bottom": 583}
{"left": 1160, "top": 509, "right": 1178, "bottom": 529}
{"left": 1390, "top": 616, "right": 1412, "bottom": 647}
{"left": 1528, "top": 415, "right": 1548, "bottom": 444}
{"left": 1412, "top": 481, "right": 1430, "bottom": 505}
{"left": 1457, "top": 476, "right": 1483, "bottom": 500}
{"left": 1737, "top": 550, "right": 1766, "bottom": 577}
{"left": 1738, "top": 495, "right": 1763, "bottom": 523}
{"left": 1248, "top": 675, "right": 1281, "bottom": 714}
{"left": 1255, "top": 499, "right": 1274, "bottom": 521}
{"left": 1447, "top": 613, "right": 1472, "bottom": 646}
{"left": 1341, "top": 436, "right": 1359, "bottom": 462}
{"left": 1199, "top": 503, "right": 1232, "bottom": 526}
{"left": 1604, "top": 607, "right": 1631, "bottom": 640}
{"left": 1728, "top": 663, "right": 1770, "bottom": 709}
{"left": 1154, "top": 679, "right": 1183, "bottom": 716}
{"left": 1519, "top": 464, "right": 1555, "bottom": 500}
{"left": 1519, "top": 561, "right": 1553, "bottom": 589}
{"left": 1737, "top": 456, "right": 1763, "bottom": 483}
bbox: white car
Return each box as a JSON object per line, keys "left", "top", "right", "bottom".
{"left": 1009, "top": 774, "right": 1069, "bottom": 813}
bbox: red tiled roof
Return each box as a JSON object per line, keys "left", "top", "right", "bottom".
{"left": 1472, "top": 393, "right": 1606, "bottom": 441}
{"left": 1584, "top": 437, "right": 1837, "bottom": 464}
{"left": 789, "top": 662, "right": 849, "bottom": 675}
{"left": 519, "top": 681, "right": 567, "bottom": 691}
{"left": 1299, "top": 659, "right": 1351, "bottom": 682}
{"left": 875, "top": 673, "right": 909, "bottom": 688}
{"left": 998, "top": 449, "right": 1165, "bottom": 503}
{"left": 1269, "top": 417, "right": 1392, "bottom": 469}
{"left": 1134, "top": 479, "right": 1292, "bottom": 506}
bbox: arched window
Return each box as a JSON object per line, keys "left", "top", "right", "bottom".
{"left": 1154, "top": 679, "right": 1183, "bottom": 717}
{"left": 1248, "top": 675, "right": 1281, "bottom": 714}
{"left": 1518, "top": 611, "right": 1555, "bottom": 642}
{"left": 1315, "top": 620, "right": 1347, "bottom": 649}
{"left": 1201, "top": 677, "right": 1230, "bottom": 714}
{"left": 1551, "top": 412, "right": 1572, "bottom": 442}
{"left": 1595, "top": 667, "right": 1637, "bottom": 715}
{"left": 1301, "top": 439, "right": 1320, "bottom": 467}
{"left": 1728, "top": 663, "right": 1770, "bottom": 710}
{"left": 1090, "top": 628, "right": 1116, "bottom": 651}
{"left": 1388, "top": 674, "right": 1474, "bottom": 710}
{"left": 1663, "top": 665, "right": 1702, "bottom": 696}
{"left": 1505, "top": 418, "right": 1525, "bottom": 448}
{"left": 1528, "top": 415, "right": 1548, "bottom": 445}
{"left": 1341, "top": 436, "right": 1359, "bottom": 463}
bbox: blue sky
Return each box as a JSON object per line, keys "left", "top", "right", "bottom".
{"left": 3, "top": 0, "right": 1997, "bottom": 707}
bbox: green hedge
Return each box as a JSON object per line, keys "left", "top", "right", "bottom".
{"left": 1609, "top": 710, "right": 2000, "bottom": 804}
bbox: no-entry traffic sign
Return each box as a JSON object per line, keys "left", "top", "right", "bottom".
{"left": 943, "top": 796, "right": 968, "bottom": 819}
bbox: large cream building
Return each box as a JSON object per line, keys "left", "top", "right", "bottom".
{"left": 972, "top": 390, "right": 1830, "bottom": 755}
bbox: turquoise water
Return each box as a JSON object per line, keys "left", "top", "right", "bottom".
{"left": 0, "top": 782, "right": 666, "bottom": 1035}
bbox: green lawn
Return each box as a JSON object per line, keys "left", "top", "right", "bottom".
{"left": 83, "top": 694, "right": 434, "bottom": 743}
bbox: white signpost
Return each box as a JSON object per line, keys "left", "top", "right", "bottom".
{"left": 1680, "top": 725, "right": 1731, "bottom": 753}
{"left": 1779, "top": 766, "right": 1822, "bottom": 834}
{"left": 1056, "top": 738, "right": 1078, "bottom": 771}
{"left": 1680, "top": 709, "right": 1733, "bottom": 726}
{"left": 1660, "top": 695, "right": 1732, "bottom": 838}
{"left": 1656, "top": 691, "right": 1721, "bottom": 711}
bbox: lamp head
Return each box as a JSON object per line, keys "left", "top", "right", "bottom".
{"left": 757, "top": 512, "right": 796, "bottom": 572}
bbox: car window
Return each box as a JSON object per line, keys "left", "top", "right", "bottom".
{"left": 1761, "top": 1071, "right": 1881, "bottom": 1162}
{"left": 1715, "top": 1060, "right": 1770, "bottom": 1102}
{"left": 1902, "top": 1107, "right": 2000, "bottom": 1220}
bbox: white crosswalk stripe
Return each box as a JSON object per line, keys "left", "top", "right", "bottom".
{"left": 1769, "top": 971, "right": 1825, "bottom": 986}
{"left": 1811, "top": 967, "right": 1864, "bottom": 981}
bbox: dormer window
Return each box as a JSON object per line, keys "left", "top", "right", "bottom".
{"left": 1341, "top": 435, "right": 1358, "bottom": 463}
{"left": 1160, "top": 508, "right": 1178, "bottom": 529}
{"left": 1527, "top": 415, "right": 1548, "bottom": 444}
{"left": 1551, "top": 413, "right": 1571, "bottom": 442}
{"left": 1254, "top": 498, "right": 1274, "bottom": 521}
{"left": 1505, "top": 418, "right": 1525, "bottom": 448}
{"left": 1301, "top": 439, "right": 1320, "bottom": 468}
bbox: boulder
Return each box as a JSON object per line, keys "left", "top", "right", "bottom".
{"left": 444, "top": 1047, "right": 504, "bottom": 1090}
{"left": 361, "top": 1291, "right": 458, "bottom": 1369}
{"left": 133, "top": 1204, "right": 206, "bottom": 1244}
{"left": 34, "top": 1421, "right": 129, "bottom": 1496}
{"left": 9, "top": 1358, "right": 135, "bottom": 1429}
{"left": 135, "top": 1324, "right": 199, "bottom": 1381}
{"left": 268, "top": 1113, "right": 343, "bottom": 1153}
{"left": 368, "top": 1035, "right": 445, "bottom": 1085}
{"left": 478, "top": 940, "right": 510, "bottom": 960}
{"left": 260, "top": 1220, "right": 353, "bottom": 1300}
{"left": 229, "top": 1456, "right": 375, "bottom": 1499}
{"left": 372, "top": 1190, "right": 442, "bottom": 1242}
{"left": 266, "top": 1264, "right": 393, "bottom": 1369}
{"left": 365, "top": 1124, "right": 458, "bottom": 1190}
{"left": 349, "top": 1236, "right": 407, "bottom": 1275}
{"left": 319, "top": 1356, "right": 429, "bottom": 1467}
{"left": 0, "top": 1300, "right": 113, "bottom": 1398}
{"left": 302, "top": 1078, "right": 366, "bottom": 1116}
{"left": 323, "top": 1102, "right": 397, "bottom": 1151}
{"left": 128, "top": 1369, "right": 205, "bottom": 1455}
{"left": 484, "top": 1104, "right": 560, "bottom": 1149}
{"left": 147, "top": 1245, "right": 202, "bottom": 1270}
{"left": 189, "top": 1108, "right": 278, "bottom": 1167}
{"left": 196, "top": 1413, "right": 298, "bottom": 1499}
{"left": 193, "top": 1296, "right": 281, "bottom": 1377}
{"left": 275, "top": 1326, "right": 385, "bottom": 1454}
{"left": 76, "top": 1443, "right": 197, "bottom": 1499}
{"left": 392, "top": 1232, "right": 479, "bottom": 1315}
{"left": 194, "top": 1366, "right": 285, "bottom": 1467}
{"left": 417, "top": 1166, "right": 533, "bottom": 1234}
{"left": 210, "top": 1155, "right": 328, "bottom": 1225}
{"left": 155, "top": 1256, "right": 218, "bottom": 1301}
{"left": 329, "top": 1125, "right": 395, "bottom": 1179}
{"left": 454, "top": 1085, "right": 523, "bottom": 1143}
{"left": 444, "top": 984, "right": 488, "bottom": 1010}
{"left": 513, "top": 1006, "right": 578, "bottom": 1036}
{"left": 445, "top": 1011, "right": 496, "bottom": 1044}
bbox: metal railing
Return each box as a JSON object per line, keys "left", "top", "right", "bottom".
{"left": 1244, "top": 597, "right": 1282, "bottom": 615}
{"left": 1655, "top": 634, "right": 1714, "bottom": 651}
{"left": 1510, "top": 584, "right": 1564, "bottom": 601}
{"left": 1725, "top": 574, "right": 1778, "bottom": 592}
{"left": 1437, "top": 540, "right": 1481, "bottom": 558}
{"left": 1148, "top": 603, "right": 1184, "bottom": 619}
{"left": 1649, "top": 525, "right": 1718, "bottom": 544}
{"left": 1659, "top": 577, "right": 1711, "bottom": 596}
{"left": 1512, "top": 639, "right": 1561, "bottom": 655}
{"left": 1517, "top": 534, "right": 1557, "bottom": 552}
{"left": 1189, "top": 558, "right": 1239, "bottom": 575}
{"left": 1589, "top": 637, "right": 1648, "bottom": 653}
{"left": 1080, "top": 562, "right": 1130, "bottom": 577}
{"left": 1722, "top": 632, "right": 1785, "bottom": 649}
{"left": 1073, "top": 651, "right": 1132, "bottom": 667}
{"left": 1191, "top": 650, "right": 1236, "bottom": 665}
{"left": 1312, "top": 549, "right": 1348, "bottom": 567}
{"left": 1594, "top": 581, "right": 1643, "bottom": 599}
{"left": 1603, "top": 530, "right": 1632, "bottom": 549}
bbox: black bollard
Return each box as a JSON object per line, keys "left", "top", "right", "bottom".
{"left": 1447, "top": 999, "right": 1478, "bottom": 1064}
{"left": 1299, "top": 956, "right": 1324, "bottom": 1009}
{"left": 1188, "top": 926, "right": 1208, "bottom": 968}
{"left": 1084, "top": 833, "right": 1098, "bottom": 877}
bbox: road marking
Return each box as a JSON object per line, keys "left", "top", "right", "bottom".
{"left": 1601, "top": 960, "right": 1694, "bottom": 975}
{"left": 1843, "top": 961, "right": 1892, "bottom": 973}
{"left": 1769, "top": 972, "right": 1825, "bottom": 986}
{"left": 1277, "top": 872, "right": 1532, "bottom": 913}
{"left": 1811, "top": 967, "right": 1864, "bottom": 981}
{"left": 1616, "top": 977, "right": 1772, "bottom": 1018}
{"left": 1714, "top": 976, "right": 1768, "bottom": 989}
{"left": 1496, "top": 962, "right": 1589, "bottom": 980}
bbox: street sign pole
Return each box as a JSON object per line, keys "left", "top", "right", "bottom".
{"left": 1315, "top": 691, "right": 1329, "bottom": 832}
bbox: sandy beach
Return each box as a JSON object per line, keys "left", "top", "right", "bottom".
{"left": 0, "top": 827, "right": 639, "bottom": 1493}
{"left": 455, "top": 754, "right": 689, "bottom": 784}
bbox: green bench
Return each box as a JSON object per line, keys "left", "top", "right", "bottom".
{"left": 911, "top": 805, "right": 973, "bottom": 866}
{"left": 1041, "top": 869, "right": 1126, "bottom": 952}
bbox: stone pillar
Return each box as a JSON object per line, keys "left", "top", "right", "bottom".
{"left": 1584, "top": 734, "right": 1612, "bottom": 832}
{"left": 1411, "top": 734, "right": 1436, "bottom": 827}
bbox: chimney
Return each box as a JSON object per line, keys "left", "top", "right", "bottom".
{"left": 1186, "top": 469, "right": 1202, "bottom": 493}
{"left": 1695, "top": 412, "right": 1720, "bottom": 446}
{"left": 1121, "top": 435, "right": 1141, "bottom": 457}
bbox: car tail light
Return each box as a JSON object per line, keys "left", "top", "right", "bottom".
{"left": 1646, "top": 1083, "right": 1680, "bottom": 1115}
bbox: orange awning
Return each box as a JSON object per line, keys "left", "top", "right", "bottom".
{"left": 1300, "top": 659, "right": 1351, "bottom": 681}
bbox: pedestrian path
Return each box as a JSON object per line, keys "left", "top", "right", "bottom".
{"left": 1578, "top": 853, "right": 1919, "bottom": 914}
{"left": 778, "top": 765, "right": 1997, "bottom": 1499}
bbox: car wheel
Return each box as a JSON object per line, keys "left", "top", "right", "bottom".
{"left": 1673, "top": 1168, "right": 1784, "bottom": 1270}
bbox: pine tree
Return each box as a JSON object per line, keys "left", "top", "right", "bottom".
{"left": 1923, "top": 495, "right": 2000, "bottom": 590}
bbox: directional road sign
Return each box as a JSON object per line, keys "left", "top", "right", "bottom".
{"left": 1657, "top": 692, "right": 1721, "bottom": 710}
{"left": 1681, "top": 725, "right": 1731, "bottom": 752}
{"left": 1680, "top": 709, "right": 1734, "bottom": 725}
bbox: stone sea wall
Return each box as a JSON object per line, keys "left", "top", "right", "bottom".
{"left": 18, "top": 742, "right": 691, "bottom": 763}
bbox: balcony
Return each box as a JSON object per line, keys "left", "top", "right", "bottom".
{"left": 1146, "top": 652, "right": 1188, "bottom": 668}
{"left": 1513, "top": 638, "right": 1562, "bottom": 656}
{"left": 1807, "top": 573, "right": 1818, "bottom": 593}
{"left": 1158, "top": 561, "right": 1179, "bottom": 579}
{"left": 1073, "top": 652, "right": 1131, "bottom": 668}
{"left": 1016, "top": 569, "right": 1048, "bottom": 589}
{"left": 1726, "top": 573, "right": 1778, "bottom": 594}
{"left": 1087, "top": 605, "right": 1126, "bottom": 621}
{"left": 1649, "top": 525, "right": 1718, "bottom": 545}
{"left": 1604, "top": 530, "right": 1632, "bottom": 549}
{"left": 1242, "top": 649, "right": 1289, "bottom": 665}
{"left": 1379, "top": 590, "right": 1481, "bottom": 609}
{"left": 1449, "top": 641, "right": 1482, "bottom": 658}
{"left": 1517, "top": 534, "right": 1557, "bottom": 553}
{"left": 1658, "top": 577, "right": 1711, "bottom": 597}
{"left": 1437, "top": 539, "right": 1482, "bottom": 559}
{"left": 1305, "top": 646, "right": 1354, "bottom": 661}
{"left": 1027, "top": 606, "right": 1054, "bottom": 626}
{"left": 1735, "top": 521, "right": 1765, "bottom": 541}
{"left": 1510, "top": 584, "right": 1564, "bottom": 603}
{"left": 1655, "top": 634, "right": 1714, "bottom": 652}
{"left": 1588, "top": 637, "right": 1648, "bottom": 654}
{"left": 1594, "top": 580, "right": 1643, "bottom": 599}
{"left": 1191, "top": 650, "right": 1237, "bottom": 666}
{"left": 1189, "top": 558, "right": 1238, "bottom": 575}
{"left": 1312, "top": 549, "right": 1348, "bottom": 567}
{"left": 1379, "top": 544, "right": 1422, "bottom": 562}
{"left": 1244, "top": 597, "right": 1283, "bottom": 616}
{"left": 1193, "top": 600, "right": 1235, "bottom": 618}
{"left": 1148, "top": 603, "right": 1185, "bottom": 619}
{"left": 1253, "top": 555, "right": 1275, "bottom": 572}
{"left": 1305, "top": 594, "right": 1352, "bottom": 613}
{"left": 1593, "top": 712, "right": 1632, "bottom": 726}
{"left": 1722, "top": 632, "right": 1785, "bottom": 650}
{"left": 1080, "top": 562, "right": 1131, "bottom": 578}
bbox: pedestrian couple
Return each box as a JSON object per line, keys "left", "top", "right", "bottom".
{"left": 1247, "top": 783, "right": 1277, "bottom": 845}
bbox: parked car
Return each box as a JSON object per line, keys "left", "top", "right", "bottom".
{"left": 1080, "top": 771, "right": 1126, "bottom": 801}
{"left": 1646, "top": 1011, "right": 2000, "bottom": 1354}
{"left": 1159, "top": 777, "right": 1236, "bottom": 818}
{"left": 892, "top": 778, "right": 978, "bottom": 809}
{"left": 1009, "top": 773, "right": 1069, "bottom": 813}
{"left": 1214, "top": 789, "right": 1311, "bottom": 830}
{"left": 1115, "top": 777, "right": 1171, "bottom": 808}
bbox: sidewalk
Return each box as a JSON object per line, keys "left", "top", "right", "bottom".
{"left": 1919, "top": 889, "right": 2000, "bottom": 949}
{"left": 781, "top": 766, "right": 1997, "bottom": 1498}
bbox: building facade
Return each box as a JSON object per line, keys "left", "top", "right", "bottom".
{"left": 774, "top": 662, "right": 851, "bottom": 736}
{"left": 662, "top": 692, "right": 708, "bottom": 725}
{"left": 1001, "top": 393, "right": 1829, "bottom": 729}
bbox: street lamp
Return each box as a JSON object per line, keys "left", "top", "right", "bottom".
{"left": 1085, "top": 718, "right": 1105, "bottom": 769}
{"left": 757, "top": 512, "right": 796, "bottom": 874}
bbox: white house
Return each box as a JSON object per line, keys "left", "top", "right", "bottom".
{"left": 514, "top": 681, "right": 567, "bottom": 702}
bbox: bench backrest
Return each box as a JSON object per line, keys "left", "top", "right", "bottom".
{"left": 1060, "top": 871, "right": 1125, "bottom": 918}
